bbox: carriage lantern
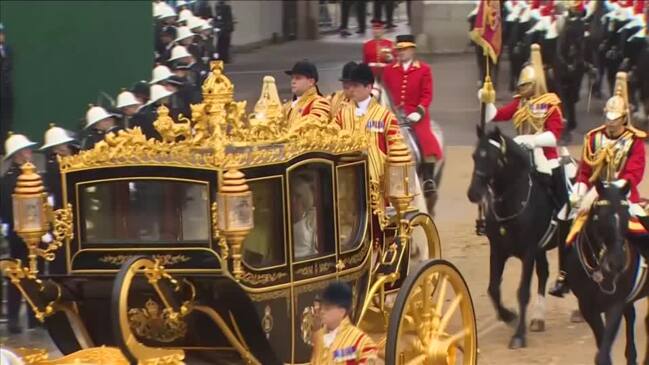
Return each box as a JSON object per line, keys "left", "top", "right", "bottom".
{"left": 217, "top": 168, "right": 254, "bottom": 280}
{"left": 385, "top": 136, "right": 417, "bottom": 216}
{"left": 12, "top": 162, "right": 50, "bottom": 276}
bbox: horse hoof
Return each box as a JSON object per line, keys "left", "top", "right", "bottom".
{"left": 509, "top": 336, "right": 526, "bottom": 349}
{"left": 530, "top": 319, "right": 545, "bottom": 332}
{"left": 499, "top": 309, "right": 518, "bottom": 324}
{"left": 570, "top": 309, "right": 584, "bottom": 323}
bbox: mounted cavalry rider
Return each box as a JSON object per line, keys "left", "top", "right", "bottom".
{"left": 479, "top": 43, "right": 571, "bottom": 295}
{"left": 382, "top": 34, "right": 442, "bottom": 213}
{"left": 479, "top": 43, "right": 566, "bottom": 206}
{"left": 555, "top": 72, "right": 648, "bottom": 295}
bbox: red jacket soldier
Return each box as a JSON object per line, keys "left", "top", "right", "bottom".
{"left": 362, "top": 20, "right": 395, "bottom": 78}
{"left": 382, "top": 34, "right": 442, "bottom": 211}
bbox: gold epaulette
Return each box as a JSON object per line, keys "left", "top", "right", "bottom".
{"left": 529, "top": 92, "right": 561, "bottom": 107}
{"left": 628, "top": 125, "right": 647, "bottom": 139}
{"left": 585, "top": 125, "right": 607, "bottom": 138}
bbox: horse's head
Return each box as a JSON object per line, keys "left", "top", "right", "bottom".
{"left": 467, "top": 126, "right": 529, "bottom": 203}
{"left": 590, "top": 181, "right": 631, "bottom": 276}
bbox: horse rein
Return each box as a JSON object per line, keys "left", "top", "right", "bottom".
{"left": 576, "top": 199, "right": 632, "bottom": 295}
{"left": 474, "top": 136, "right": 533, "bottom": 223}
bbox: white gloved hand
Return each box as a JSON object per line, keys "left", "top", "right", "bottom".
{"left": 513, "top": 134, "right": 536, "bottom": 149}
{"left": 41, "top": 232, "right": 53, "bottom": 243}
{"left": 612, "top": 179, "right": 628, "bottom": 189}
{"left": 47, "top": 194, "right": 55, "bottom": 207}
{"left": 407, "top": 112, "right": 422, "bottom": 123}
{"left": 578, "top": 187, "right": 599, "bottom": 214}
{"left": 371, "top": 83, "right": 381, "bottom": 98}
{"left": 1, "top": 223, "right": 8, "bottom": 237}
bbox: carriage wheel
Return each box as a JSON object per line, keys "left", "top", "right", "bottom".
{"left": 111, "top": 255, "right": 185, "bottom": 364}
{"left": 385, "top": 259, "right": 477, "bottom": 365}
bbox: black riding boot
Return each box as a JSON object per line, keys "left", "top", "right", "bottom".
{"left": 421, "top": 162, "right": 438, "bottom": 216}
{"left": 549, "top": 219, "right": 572, "bottom": 297}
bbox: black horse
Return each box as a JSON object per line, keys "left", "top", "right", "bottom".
{"left": 566, "top": 182, "right": 649, "bottom": 365}
{"left": 468, "top": 127, "right": 557, "bottom": 349}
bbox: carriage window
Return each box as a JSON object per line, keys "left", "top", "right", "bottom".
{"left": 289, "top": 163, "right": 335, "bottom": 261}
{"left": 243, "top": 178, "right": 285, "bottom": 268}
{"left": 80, "top": 180, "right": 209, "bottom": 244}
{"left": 337, "top": 164, "right": 367, "bottom": 251}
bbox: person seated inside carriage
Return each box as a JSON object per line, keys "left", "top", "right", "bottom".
{"left": 553, "top": 72, "right": 649, "bottom": 296}
{"left": 311, "top": 282, "right": 377, "bottom": 365}
{"left": 291, "top": 173, "right": 320, "bottom": 259}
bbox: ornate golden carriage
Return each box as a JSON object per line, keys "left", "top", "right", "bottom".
{"left": 2, "top": 61, "right": 477, "bottom": 365}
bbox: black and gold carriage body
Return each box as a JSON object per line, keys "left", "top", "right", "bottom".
{"left": 2, "top": 62, "right": 477, "bottom": 365}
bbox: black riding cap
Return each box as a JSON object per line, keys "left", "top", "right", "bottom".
{"left": 339, "top": 61, "right": 358, "bottom": 82}
{"left": 285, "top": 60, "right": 319, "bottom": 82}
{"left": 321, "top": 281, "right": 353, "bottom": 311}
{"left": 349, "top": 63, "right": 375, "bottom": 86}
{"left": 396, "top": 34, "right": 417, "bottom": 49}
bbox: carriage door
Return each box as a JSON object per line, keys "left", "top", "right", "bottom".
{"left": 288, "top": 160, "right": 338, "bottom": 363}
{"left": 335, "top": 159, "right": 372, "bottom": 322}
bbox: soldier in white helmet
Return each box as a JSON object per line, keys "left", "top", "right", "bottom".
{"left": 81, "top": 105, "right": 120, "bottom": 150}
{"left": 40, "top": 124, "right": 78, "bottom": 209}
{"left": 116, "top": 89, "right": 143, "bottom": 128}
{"left": 1, "top": 132, "right": 39, "bottom": 333}
{"left": 131, "top": 84, "right": 174, "bottom": 140}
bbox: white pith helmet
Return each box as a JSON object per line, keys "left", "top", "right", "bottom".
{"left": 116, "top": 90, "right": 141, "bottom": 109}
{"left": 168, "top": 45, "right": 192, "bottom": 62}
{"left": 150, "top": 64, "right": 174, "bottom": 84}
{"left": 174, "top": 26, "right": 194, "bottom": 43}
{"left": 85, "top": 105, "right": 114, "bottom": 129}
{"left": 40, "top": 123, "right": 76, "bottom": 150}
{"left": 4, "top": 132, "right": 37, "bottom": 160}
{"left": 147, "top": 84, "right": 174, "bottom": 106}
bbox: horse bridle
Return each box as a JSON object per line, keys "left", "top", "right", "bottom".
{"left": 576, "top": 198, "right": 631, "bottom": 295}
{"left": 474, "top": 136, "right": 533, "bottom": 223}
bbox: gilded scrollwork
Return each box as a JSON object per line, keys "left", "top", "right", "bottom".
{"left": 41, "top": 203, "right": 73, "bottom": 262}
{"left": 128, "top": 298, "right": 188, "bottom": 343}
{"left": 239, "top": 270, "right": 288, "bottom": 286}
{"left": 98, "top": 254, "right": 190, "bottom": 267}
{"left": 59, "top": 61, "right": 368, "bottom": 173}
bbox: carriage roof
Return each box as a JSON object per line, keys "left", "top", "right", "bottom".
{"left": 59, "top": 61, "right": 369, "bottom": 174}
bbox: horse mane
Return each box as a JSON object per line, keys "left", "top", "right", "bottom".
{"left": 486, "top": 128, "right": 531, "bottom": 170}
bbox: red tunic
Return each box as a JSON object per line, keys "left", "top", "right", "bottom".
{"left": 576, "top": 126, "right": 646, "bottom": 202}
{"left": 492, "top": 97, "right": 563, "bottom": 160}
{"left": 362, "top": 38, "right": 396, "bottom": 76}
{"left": 382, "top": 60, "right": 442, "bottom": 160}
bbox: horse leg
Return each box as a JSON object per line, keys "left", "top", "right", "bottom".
{"left": 530, "top": 252, "right": 549, "bottom": 332}
{"left": 623, "top": 305, "right": 638, "bottom": 365}
{"left": 509, "top": 253, "right": 536, "bottom": 349}
{"left": 488, "top": 246, "right": 517, "bottom": 323}
{"left": 595, "top": 302, "right": 625, "bottom": 365}
{"left": 580, "top": 299, "right": 605, "bottom": 348}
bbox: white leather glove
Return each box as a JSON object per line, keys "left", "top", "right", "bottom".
{"left": 477, "top": 90, "right": 497, "bottom": 123}
{"left": 371, "top": 83, "right": 381, "bottom": 98}
{"left": 1, "top": 223, "right": 8, "bottom": 237}
{"left": 513, "top": 134, "right": 536, "bottom": 149}
{"left": 578, "top": 187, "right": 599, "bottom": 214}
{"left": 407, "top": 112, "right": 422, "bottom": 123}
{"left": 569, "top": 182, "right": 588, "bottom": 207}
{"left": 531, "top": 131, "right": 557, "bottom": 147}
{"left": 41, "top": 232, "right": 53, "bottom": 243}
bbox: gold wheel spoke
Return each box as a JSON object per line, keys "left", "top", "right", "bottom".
{"left": 405, "top": 354, "right": 427, "bottom": 365}
{"left": 447, "top": 328, "right": 469, "bottom": 348}
{"left": 434, "top": 275, "right": 448, "bottom": 317}
{"left": 438, "top": 294, "right": 463, "bottom": 334}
